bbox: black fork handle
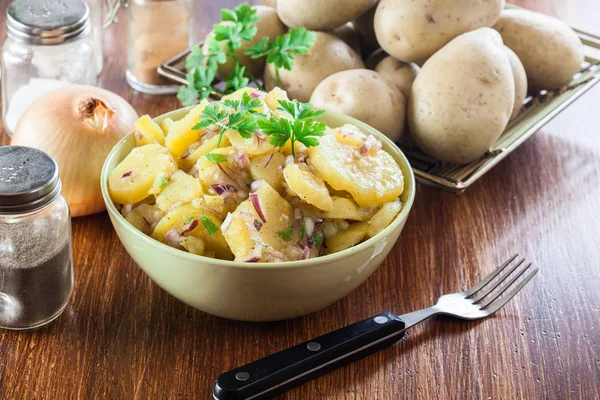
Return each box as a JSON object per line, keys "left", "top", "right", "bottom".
{"left": 213, "top": 312, "right": 406, "bottom": 400}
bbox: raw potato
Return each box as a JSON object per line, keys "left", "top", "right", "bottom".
{"left": 109, "top": 144, "right": 177, "bottom": 205}
{"left": 375, "top": 56, "right": 420, "bottom": 99}
{"left": 408, "top": 28, "right": 515, "bottom": 164}
{"left": 330, "top": 23, "right": 362, "bottom": 55}
{"left": 353, "top": 5, "right": 379, "bottom": 55}
{"left": 493, "top": 9, "right": 584, "bottom": 90}
{"left": 203, "top": 6, "right": 286, "bottom": 79}
{"left": 310, "top": 69, "right": 406, "bottom": 142}
{"left": 503, "top": 46, "right": 528, "bottom": 119}
{"left": 277, "top": 0, "right": 378, "bottom": 31}
{"left": 264, "top": 32, "right": 364, "bottom": 102}
{"left": 374, "top": 0, "right": 505, "bottom": 64}
{"left": 263, "top": 0, "right": 277, "bottom": 7}
{"left": 308, "top": 133, "right": 404, "bottom": 206}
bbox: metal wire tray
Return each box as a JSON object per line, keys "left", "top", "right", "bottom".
{"left": 159, "top": 18, "right": 600, "bottom": 194}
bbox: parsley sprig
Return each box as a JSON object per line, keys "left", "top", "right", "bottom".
{"left": 178, "top": 4, "right": 317, "bottom": 106}
{"left": 192, "top": 92, "right": 263, "bottom": 147}
{"left": 258, "top": 100, "right": 326, "bottom": 157}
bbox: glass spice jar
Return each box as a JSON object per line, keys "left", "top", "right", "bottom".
{"left": 1, "top": 0, "right": 99, "bottom": 137}
{"left": 126, "top": 0, "right": 194, "bottom": 95}
{"left": 0, "top": 146, "right": 74, "bottom": 330}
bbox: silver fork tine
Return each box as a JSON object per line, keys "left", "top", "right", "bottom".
{"left": 464, "top": 254, "right": 519, "bottom": 297}
{"left": 470, "top": 257, "right": 526, "bottom": 303}
{"left": 481, "top": 267, "right": 539, "bottom": 314}
{"left": 478, "top": 262, "right": 532, "bottom": 308}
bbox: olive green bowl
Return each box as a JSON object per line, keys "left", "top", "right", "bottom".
{"left": 100, "top": 108, "right": 416, "bottom": 321}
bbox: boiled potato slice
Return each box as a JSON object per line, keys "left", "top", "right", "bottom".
{"left": 226, "top": 129, "right": 274, "bottom": 157}
{"left": 366, "top": 199, "right": 402, "bottom": 238}
{"left": 166, "top": 100, "right": 208, "bottom": 159}
{"left": 264, "top": 87, "right": 289, "bottom": 111}
{"left": 223, "top": 183, "right": 292, "bottom": 261}
{"left": 283, "top": 164, "right": 333, "bottom": 211}
{"left": 195, "top": 146, "right": 245, "bottom": 190}
{"left": 179, "top": 134, "right": 231, "bottom": 171}
{"left": 326, "top": 222, "right": 368, "bottom": 254}
{"left": 155, "top": 170, "right": 203, "bottom": 212}
{"left": 134, "top": 115, "right": 165, "bottom": 146}
{"left": 151, "top": 203, "right": 232, "bottom": 259}
{"left": 159, "top": 117, "right": 174, "bottom": 135}
{"left": 109, "top": 144, "right": 177, "bottom": 205}
{"left": 303, "top": 196, "right": 364, "bottom": 221}
{"left": 308, "top": 134, "right": 403, "bottom": 206}
{"left": 124, "top": 208, "right": 151, "bottom": 235}
{"left": 180, "top": 236, "right": 205, "bottom": 256}
{"left": 250, "top": 152, "right": 286, "bottom": 192}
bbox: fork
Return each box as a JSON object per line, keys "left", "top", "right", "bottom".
{"left": 213, "top": 254, "right": 538, "bottom": 400}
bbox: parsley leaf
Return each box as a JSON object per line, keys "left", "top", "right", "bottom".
{"left": 277, "top": 227, "right": 294, "bottom": 241}
{"left": 185, "top": 216, "right": 194, "bottom": 223}
{"left": 177, "top": 67, "right": 217, "bottom": 106}
{"left": 201, "top": 216, "right": 219, "bottom": 235}
{"left": 159, "top": 177, "right": 168, "bottom": 189}
{"left": 205, "top": 152, "right": 228, "bottom": 164}
{"left": 258, "top": 117, "right": 293, "bottom": 148}
{"left": 277, "top": 99, "right": 325, "bottom": 120}
{"left": 312, "top": 233, "right": 323, "bottom": 247}
{"left": 224, "top": 62, "right": 250, "bottom": 93}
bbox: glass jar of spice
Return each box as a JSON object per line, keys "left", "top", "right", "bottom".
{"left": 126, "top": 0, "right": 194, "bottom": 94}
{"left": 1, "top": 0, "right": 99, "bottom": 137}
{"left": 0, "top": 146, "right": 74, "bottom": 330}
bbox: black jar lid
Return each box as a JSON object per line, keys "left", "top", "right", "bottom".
{"left": 6, "top": 0, "right": 91, "bottom": 46}
{"left": 0, "top": 146, "right": 62, "bottom": 214}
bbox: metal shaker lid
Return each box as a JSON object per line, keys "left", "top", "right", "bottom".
{"left": 6, "top": 0, "right": 91, "bottom": 45}
{"left": 0, "top": 146, "right": 62, "bottom": 214}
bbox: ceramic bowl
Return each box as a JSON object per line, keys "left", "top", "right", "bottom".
{"left": 100, "top": 108, "right": 416, "bottom": 321}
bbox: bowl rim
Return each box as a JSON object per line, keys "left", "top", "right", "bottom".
{"left": 101, "top": 107, "right": 416, "bottom": 271}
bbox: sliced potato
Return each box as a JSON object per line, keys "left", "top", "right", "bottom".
{"left": 159, "top": 117, "right": 174, "bottom": 135}
{"left": 226, "top": 129, "right": 274, "bottom": 157}
{"left": 283, "top": 163, "right": 333, "bottom": 211}
{"left": 250, "top": 152, "right": 286, "bottom": 192}
{"left": 223, "top": 182, "right": 292, "bottom": 261}
{"left": 134, "top": 115, "right": 165, "bottom": 146}
{"left": 109, "top": 144, "right": 177, "bottom": 205}
{"left": 326, "top": 222, "right": 368, "bottom": 254}
{"left": 166, "top": 100, "right": 208, "bottom": 159}
{"left": 179, "top": 134, "right": 231, "bottom": 171}
{"left": 180, "top": 236, "right": 205, "bottom": 256}
{"left": 301, "top": 196, "right": 364, "bottom": 221}
{"left": 155, "top": 170, "right": 202, "bottom": 212}
{"left": 366, "top": 199, "right": 402, "bottom": 238}
{"left": 151, "top": 203, "right": 232, "bottom": 259}
{"left": 308, "top": 133, "right": 404, "bottom": 206}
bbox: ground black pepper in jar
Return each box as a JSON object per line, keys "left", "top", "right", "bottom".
{"left": 0, "top": 146, "right": 74, "bottom": 330}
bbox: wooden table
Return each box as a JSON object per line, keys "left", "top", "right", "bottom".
{"left": 1, "top": 1, "right": 599, "bottom": 399}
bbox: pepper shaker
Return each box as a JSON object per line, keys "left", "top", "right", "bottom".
{"left": 0, "top": 147, "right": 74, "bottom": 330}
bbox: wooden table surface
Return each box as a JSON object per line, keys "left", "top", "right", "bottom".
{"left": 1, "top": 1, "right": 599, "bottom": 399}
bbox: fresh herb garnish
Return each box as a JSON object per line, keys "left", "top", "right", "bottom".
{"left": 185, "top": 216, "right": 194, "bottom": 223}
{"left": 277, "top": 227, "right": 294, "bottom": 241}
{"left": 159, "top": 177, "right": 168, "bottom": 189}
{"left": 258, "top": 100, "right": 327, "bottom": 157}
{"left": 300, "top": 216, "right": 306, "bottom": 240}
{"left": 205, "top": 152, "right": 228, "bottom": 164}
{"left": 312, "top": 233, "right": 323, "bottom": 247}
{"left": 193, "top": 92, "right": 262, "bottom": 147}
{"left": 246, "top": 27, "right": 316, "bottom": 87}
{"left": 201, "top": 216, "right": 219, "bottom": 235}
{"left": 178, "top": 4, "right": 317, "bottom": 106}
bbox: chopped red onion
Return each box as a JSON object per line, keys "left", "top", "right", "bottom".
{"left": 306, "top": 237, "right": 314, "bottom": 248}
{"left": 285, "top": 155, "right": 294, "bottom": 166}
{"left": 250, "top": 180, "right": 264, "bottom": 192}
{"left": 217, "top": 164, "right": 235, "bottom": 181}
{"left": 302, "top": 245, "right": 310, "bottom": 260}
{"left": 297, "top": 155, "right": 307, "bottom": 163}
{"left": 211, "top": 184, "right": 236, "bottom": 195}
{"left": 235, "top": 153, "right": 249, "bottom": 169}
{"left": 164, "top": 228, "right": 182, "bottom": 249}
{"left": 359, "top": 144, "right": 369, "bottom": 155}
{"left": 249, "top": 193, "right": 267, "bottom": 223}
{"left": 294, "top": 208, "right": 302, "bottom": 230}
{"left": 221, "top": 212, "right": 233, "bottom": 233}
{"left": 304, "top": 217, "right": 315, "bottom": 237}
{"left": 250, "top": 91, "right": 261, "bottom": 99}
{"left": 277, "top": 165, "right": 284, "bottom": 173}
{"left": 264, "top": 153, "right": 274, "bottom": 168}
{"left": 181, "top": 219, "right": 198, "bottom": 235}
{"left": 121, "top": 171, "right": 133, "bottom": 178}
{"left": 314, "top": 218, "right": 324, "bottom": 230}
{"left": 253, "top": 219, "right": 263, "bottom": 231}
{"left": 244, "top": 257, "right": 261, "bottom": 262}
{"left": 123, "top": 204, "right": 133, "bottom": 216}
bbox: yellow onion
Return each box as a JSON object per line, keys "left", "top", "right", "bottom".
{"left": 11, "top": 85, "right": 138, "bottom": 217}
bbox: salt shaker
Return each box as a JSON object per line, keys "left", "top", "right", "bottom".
{"left": 0, "top": 146, "right": 74, "bottom": 330}
{"left": 126, "top": 0, "right": 194, "bottom": 94}
{"left": 1, "top": 0, "right": 99, "bottom": 137}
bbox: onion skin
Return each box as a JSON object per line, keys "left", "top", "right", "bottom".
{"left": 11, "top": 85, "right": 138, "bottom": 217}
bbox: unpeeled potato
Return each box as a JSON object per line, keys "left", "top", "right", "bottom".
{"left": 277, "top": 0, "right": 378, "bottom": 31}
{"left": 503, "top": 46, "right": 528, "bottom": 119}
{"left": 374, "top": 56, "right": 420, "bottom": 99}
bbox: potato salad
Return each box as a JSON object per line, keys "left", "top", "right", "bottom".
{"left": 108, "top": 88, "right": 404, "bottom": 262}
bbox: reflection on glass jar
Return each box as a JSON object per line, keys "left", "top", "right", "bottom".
{"left": 126, "top": 0, "right": 194, "bottom": 95}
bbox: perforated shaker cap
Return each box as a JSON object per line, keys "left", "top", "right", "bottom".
{"left": 0, "top": 146, "right": 62, "bottom": 214}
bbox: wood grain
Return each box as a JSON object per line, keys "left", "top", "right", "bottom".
{"left": 1, "top": 1, "right": 599, "bottom": 399}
